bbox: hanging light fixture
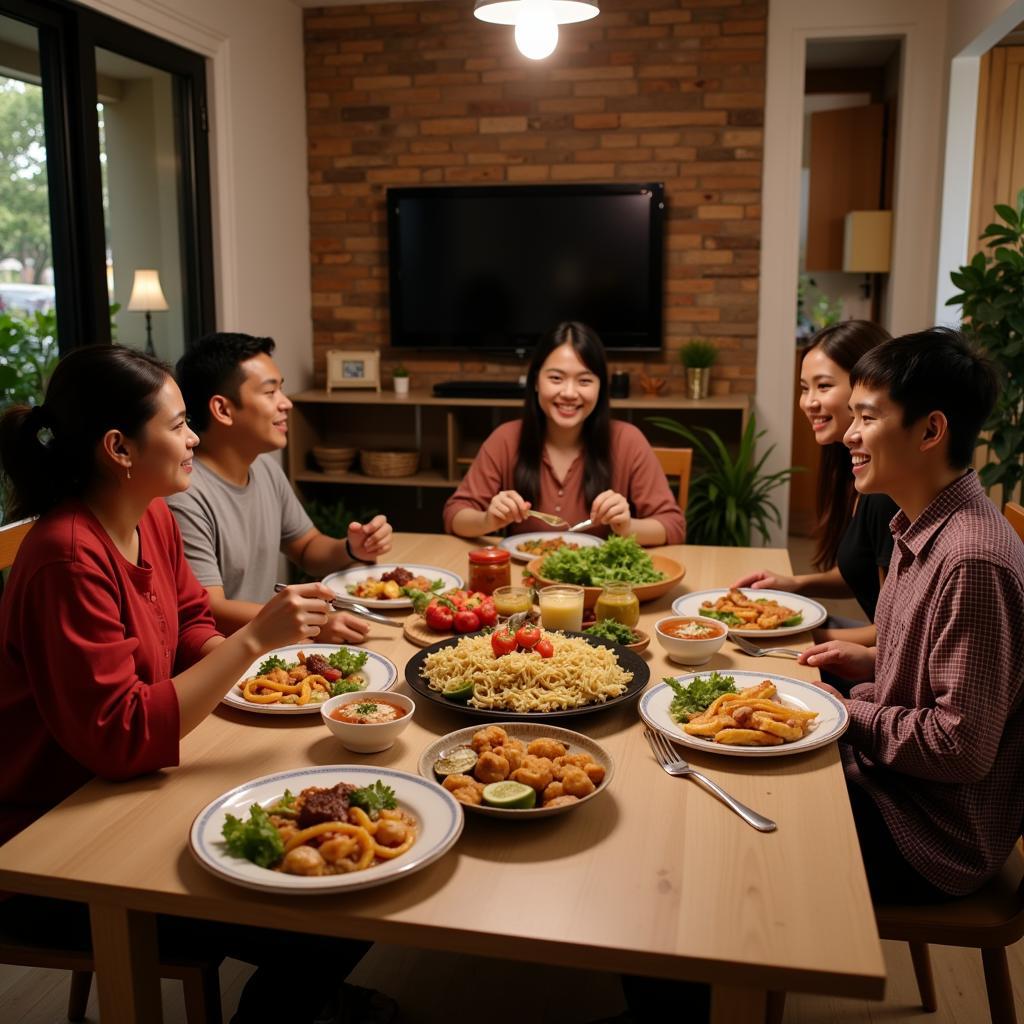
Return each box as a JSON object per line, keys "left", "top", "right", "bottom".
{"left": 474, "top": 1, "right": 600, "bottom": 61}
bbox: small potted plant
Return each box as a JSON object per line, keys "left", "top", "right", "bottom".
{"left": 392, "top": 364, "right": 410, "bottom": 397}
{"left": 680, "top": 339, "right": 717, "bottom": 400}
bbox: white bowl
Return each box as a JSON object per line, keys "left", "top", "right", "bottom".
{"left": 321, "top": 691, "right": 415, "bottom": 753}
{"left": 654, "top": 615, "right": 728, "bottom": 666}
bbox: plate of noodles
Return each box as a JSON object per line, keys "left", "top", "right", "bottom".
{"left": 671, "top": 588, "right": 827, "bottom": 638}
{"left": 498, "top": 531, "right": 602, "bottom": 563}
{"left": 405, "top": 630, "right": 649, "bottom": 720}
{"left": 223, "top": 644, "right": 398, "bottom": 715}
{"left": 189, "top": 764, "right": 463, "bottom": 894}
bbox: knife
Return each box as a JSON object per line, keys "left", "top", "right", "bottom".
{"left": 273, "top": 583, "right": 403, "bottom": 628}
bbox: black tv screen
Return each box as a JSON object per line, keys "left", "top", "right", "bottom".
{"left": 387, "top": 184, "right": 664, "bottom": 353}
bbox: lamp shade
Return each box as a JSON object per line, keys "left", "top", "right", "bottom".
{"left": 842, "top": 211, "right": 892, "bottom": 273}
{"left": 127, "top": 269, "right": 169, "bottom": 312}
{"left": 474, "top": 0, "right": 599, "bottom": 26}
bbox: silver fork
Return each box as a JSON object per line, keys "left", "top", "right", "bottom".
{"left": 728, "top": 630, "right": 801, "bottom": 659}
{"left": 643, "top": 728, "right": 777, "bottom": 832}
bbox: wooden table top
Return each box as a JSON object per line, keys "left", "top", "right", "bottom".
{"left": 0, "top": 534, "right": 885, "bottom": 999}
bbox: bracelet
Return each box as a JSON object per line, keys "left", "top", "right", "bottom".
{"left": 345, "top": 536, "right": 371, "bottom": 564}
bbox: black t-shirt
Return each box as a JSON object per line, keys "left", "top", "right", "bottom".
{"left": 835, "top": 492, "right": 899, "bottom": 621}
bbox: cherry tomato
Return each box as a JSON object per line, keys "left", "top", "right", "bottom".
{"left": 454, "top": 609, "right": 481, "bottom": 633}
{"left": 515, "top": 623, "right": 542, "bottom": 650}
{"left": 425, "top": 602, "right": 454, "bottom": 632}
{"left": 476, "top": 600, "right": 497, "bottom": 627}
{"left": 534, "top": 637, "right": 554, "bottom": 659}
{"left": 321, "top": 667, "right": 343, "bottom": 681}
{"left": 491, "top": 626, "right": 518, "bottom": 657}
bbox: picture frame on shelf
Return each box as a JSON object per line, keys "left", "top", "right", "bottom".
{"left": 326, "top": 350, "right": 381, "bottom": 392}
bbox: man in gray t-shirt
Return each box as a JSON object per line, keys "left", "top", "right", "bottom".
{"left": 168, "top": 333, "right": 392, "bottom": 642}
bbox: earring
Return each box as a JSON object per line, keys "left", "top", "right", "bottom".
{"left": 126, "top": 464, "right": 132, "bottom": 481}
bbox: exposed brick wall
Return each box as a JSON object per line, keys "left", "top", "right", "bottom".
{"left": 304, "top": 0, "right": 765, "bottom": 396}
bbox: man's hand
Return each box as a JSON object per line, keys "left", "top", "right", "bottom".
{"left": 318, "top": 610, "right": 371, "bottom": 644}
{"left": 798, "top": 640, "right": 876, "bottom": 682}
{"left": 347, "top": 515, "right": 392, "bottom": 561}
{"left": 807, "top": 678, "right": 848, "bottom": 703}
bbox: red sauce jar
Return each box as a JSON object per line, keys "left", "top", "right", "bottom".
{"left": 467, "top": 546, "right": 511, "bottom": 595}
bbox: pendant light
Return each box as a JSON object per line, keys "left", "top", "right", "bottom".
{"left": 474, "top": 1, "right": 600, "bottom": 61}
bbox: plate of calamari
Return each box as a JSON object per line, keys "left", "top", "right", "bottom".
{"left": 223, "top": 644, "right": 398, "bottom": 715}
{"left": 418, "top": 722, "right": 613, "bottom": 819}
{"left": 639, "top": 670, "right": 849, "bottom": 758}
{"left": 190, "top": 765, "right": 463, "bottom": 894}
{"left": 405, "top": 630, "right": 649, "bottom": 720}
{"left": 672, "top": 588, "right": 827, "bottom": 638}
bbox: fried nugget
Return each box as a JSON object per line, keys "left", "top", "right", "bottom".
{"left": 543, "top": 795, "right": 580, "bottom": 809}
{"left": 475, "top": 750, "right": 511, "bottom": 784}
{"left": 527, "top": 738, "right": 567, "bottom": 760}
{"left": 470, "top": 726, "right": 509, "bottom": 754}
{"left": 511, "top": 755, "right": 554, "bottom": 792}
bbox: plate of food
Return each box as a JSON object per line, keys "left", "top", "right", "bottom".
{"left": 527, "top": 535, "right": 685, "bottom": 610}
{"left": 639, "top": 669, "right": 848, "bottom": 758}
{"left": 405, "top": 627, "right": 650, "bottom": 719}
{"left": 189, "top": 765, "right": 463, "bottom": 894}
{"left": 499, "top": 531, "right": 603, "bottom": 563}
{"left": 671, "top": 588, "right": 827, "bottom": 638}
{"left": 582, "top": 619, "right": 650, "bottom": 654}
{"left": 223, "top": 644, "right": 398, "bottom": 715}
{"left": 418, "top": 722, "right": 613, "bottom": 818}
{"left": 323, "top": 564, "right": 463, "bottom": 610}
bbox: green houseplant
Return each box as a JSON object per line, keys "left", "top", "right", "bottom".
{"left": 0, "top": 307, "right": 58, "bottom": 408}
{"left": 647, "top": 413, "right": 799, "bottom": 546}
{"left": 679, "top": 338, "right": 717, "bottom": 400}
{"left": 392, "top": 364, "right": 410, "bottom": 397}
{"left": 947, "top": 188, "right": 1024, "bottom": 506}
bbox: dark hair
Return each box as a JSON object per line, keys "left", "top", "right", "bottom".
{"left": 849, "top": 326, "right": 1000, "bottom": 470}
{"left": 802, "top": 321, "right": 892, "bottom": 570}
{"left": 176, "top": 332, "right": 275, "bottom": 432}
{"left": 514, "top": 322, "right": 611, "bottom": 506}
{"left": 0, "top": 345, "right": 170, "bottom": 520}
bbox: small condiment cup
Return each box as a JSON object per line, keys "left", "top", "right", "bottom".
{"left": 321, "top": 691, "right": 415, "bottom": 753}
{"left": 654, "top": 615, "right": 728, "bottom": 666}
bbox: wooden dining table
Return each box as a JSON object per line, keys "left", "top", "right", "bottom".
{"left": 0, "top": 534, "right": 885, "bottom": 1022}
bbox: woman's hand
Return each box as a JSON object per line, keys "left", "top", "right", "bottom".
{"left": 486, "top": 490, "right": 531, "bottom": 530}
{"left": 348, "top": 515, "right": 392, "bottom": 561}
{"left": 591, "top": 490, "right": 632, "bottom": 535}
{"left": 730, "top": 570, "right": 799, "bottom": 591}
{"left": 248, "top": 582, "right": 332, "bottom": 651}
{"left": 318, "top": 610, "right": 370, "bottom": 644}
{"left": 798, "top": 641, "right": 876, "bottom": 682}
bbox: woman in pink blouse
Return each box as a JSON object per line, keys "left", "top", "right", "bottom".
{"left": 444, "top": 322, "right": 685, "bottom": 545}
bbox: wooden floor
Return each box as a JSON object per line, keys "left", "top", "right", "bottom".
{"left": 3, "top": 537, "right": 1020, "bottom": 1023}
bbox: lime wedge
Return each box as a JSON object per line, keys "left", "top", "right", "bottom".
{"left": 433, "top": 746, "right": 478, "bottom": 778}
{"left": 482, "top": 781, "right": 537, "bottom": 809}
{"left": 442, "top": 680, "right": 475, "bottom": 702}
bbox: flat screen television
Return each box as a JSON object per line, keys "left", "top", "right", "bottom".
{"left": 386, "top": 183, "right": 664, "bottom": 353}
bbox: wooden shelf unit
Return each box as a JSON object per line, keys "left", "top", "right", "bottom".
{"left": 286, "top": 388, "right": 750, "bottom": 492}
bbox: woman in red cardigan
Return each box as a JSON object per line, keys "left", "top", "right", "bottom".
{"left": 444, "top": 321, "right": 685, "bottom": 545}
{"left": 0, "top": 345, "right": 376, "bottom": 1023}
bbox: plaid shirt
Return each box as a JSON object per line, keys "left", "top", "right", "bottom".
{"left": 842, "top": 471, "right": 1024, "bottom": 895}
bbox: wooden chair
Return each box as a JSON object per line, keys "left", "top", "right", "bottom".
{"left": 1005, "top": 502, "right": 1024, "bottom": 543}
{"left": 651, "top": 447, "right": 693, "bottom": 514}
{"left": 0, "top": 516, "right": 223, "bottom": 1022}
{"left": 874, "top": 840, "right": 1024, "bottom": 1024}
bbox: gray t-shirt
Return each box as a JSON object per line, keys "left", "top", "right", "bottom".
{"left": 166, "top": 453, "right": 313, "bottom": 603}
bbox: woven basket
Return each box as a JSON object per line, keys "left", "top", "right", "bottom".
{"left": 360, "top": 449, "right": 420, "bottom": 477}
{"left": 312, "top": 445, "right": 356, "bottom": 473}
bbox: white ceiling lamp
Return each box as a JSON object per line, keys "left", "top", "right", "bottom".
{"left": 474, "top": 1, "right": 600, "bottom": 61}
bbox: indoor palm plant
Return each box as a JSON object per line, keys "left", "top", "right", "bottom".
{"left": 647, "top": 413, "right": 799, "bottom": 546}
{"left": 947, "top": 188, "right": 1024, "bottom": 507}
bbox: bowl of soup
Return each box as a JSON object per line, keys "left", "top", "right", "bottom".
{"left": 654, "top": 615, "right": 728, "bottom": 666}
{"left": 321, "top": 691, "right": 415, "bottom": 753}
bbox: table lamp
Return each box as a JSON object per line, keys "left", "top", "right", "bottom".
{"left": 843, "top": 210, "right": 892, "bottom": 308}
{"left": 127, "top": 269, "right": 169, "bottom": 356}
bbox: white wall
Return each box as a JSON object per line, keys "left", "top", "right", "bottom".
{"left": 77, "top": 0, "right": 314, "bottom": 392}
{"left": 758, "top": 0, "right": 951, "bottom": 544}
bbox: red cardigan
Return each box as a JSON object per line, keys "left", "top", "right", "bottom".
{"left": 0, "top": 499, "right": 220, "bottom": 844}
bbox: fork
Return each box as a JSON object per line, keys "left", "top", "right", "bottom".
{"left": 728, "top": 630, "right": 802, "bottom": 659}
{"left": 527, "top": 510, "right": 569, "bottom": 528}
{"left": 273, "top": 583, "right": 402, "bottom": 628}
{"left": 643, "top": 728, "right": 777, "bottom": 832}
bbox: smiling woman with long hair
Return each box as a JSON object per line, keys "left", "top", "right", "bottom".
{"left": 444, "top": 322, "right": 685, "bottom": 546}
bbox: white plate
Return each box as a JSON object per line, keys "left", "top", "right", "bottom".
{"left": 498, "top": 531, "right": 604, "bottom": 563}
{"left": 323, "top": 564, "right": 464, "bottom": 609}
{"left": 671, "top": 588, "right": 828, "bottom": 638}
{"left": 417, "top": 722, "right": 614, "bottom": 819}
{"left": 223, "top": 644, "right": 398, "bottom": 715}
{"left": 639, "top": 670, "right": 849, "bottom": 758}
{"left": 190, "top": 765, "right": 464, "bottom": 894}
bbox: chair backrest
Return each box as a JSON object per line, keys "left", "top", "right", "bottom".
{"left": 651, "top": 447, "right": 693, "bottom": 514}
{"left": 1005, "top": 502, "right": 1024, "bottom": 544}
{"left": 0, "top": 517, "right": 35, "bottom": 571}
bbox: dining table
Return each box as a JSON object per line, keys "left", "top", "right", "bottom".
{"left": 0, "top": 533, "right": 886, "bottom": 1022}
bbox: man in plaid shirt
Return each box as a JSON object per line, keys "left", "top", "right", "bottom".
{"left": 800, "top": 328, "right": 1024, "bottom": 900}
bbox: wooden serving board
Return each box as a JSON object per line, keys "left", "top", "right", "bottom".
{"left": 403, "top": 613, "right": 456, "bottom": 647}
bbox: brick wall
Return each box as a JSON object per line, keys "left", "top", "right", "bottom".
{"left": 304, "top": 0, "right": 765, "bottom": 396}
